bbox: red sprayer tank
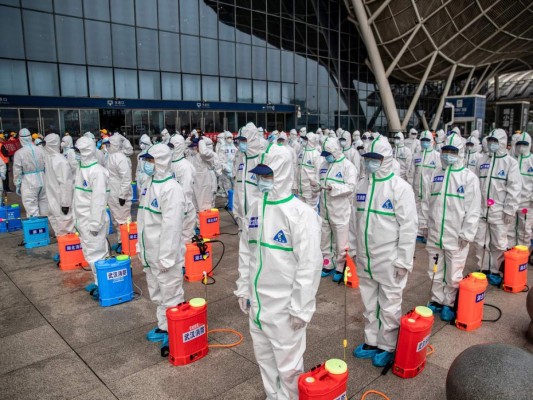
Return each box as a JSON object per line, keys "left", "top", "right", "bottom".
{"left": 298, "top": 359, "right": 348, "bottom": 400}
{"left": 199, "top": 208, "right": 220, "bottom": 238}
{"left": 119, "top": 222, "right": 138, "bottom": 256}
{"left": 393, "top": 306, "right": 434, "bottom": 378}
{"left": 455, "top": 272, "right": 488, "bottom": 331}
{"left": 57, "top": 233, "right": 89, "bottom": 271}
{"left": 184, "top": 241, "right": 213, "bottom": 282}
{"left": 166, "top": 298, "right": 209, "bottom": 366}
{"left": 503, "top": 245, "right": 529, "bottom": 293}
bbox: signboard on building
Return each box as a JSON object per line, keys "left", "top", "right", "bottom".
{"left": 495, "top": 101, "right": 529, "bottom": 133}
{"left": 445, "top": 95, "right": 486, "bottom": 134}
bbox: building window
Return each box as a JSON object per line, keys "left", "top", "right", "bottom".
{"left": 137, "top": 28, "right": 159, "bottom": 70}
{"left": 56, "top": 15, "right": 86, "bottom": 64}
{"left": 201, "top": 38, "right": 219, "bottom": 76}
{"left": 85, "top": 20, "right": 112, "bottom": 66}
{"left": 60, "top": 64, "right": 88, "bottom": 97}
{"left": 28, "top": 62, "right": 59, "bottom": 96}
{"left": 83, "top": 0, "right": 110, "bottom": 21}
{"left": 220, "top": 78, "right": 236, "bottom": 102}
{"left": 161, "top": 72, "right": 181, "bottom": 100}
{"left": 54, "top": 0, "right": 83, "bottom": 17}
{"left": 202, "top": 76, "right": 219, "bottom": 102}
{"left": 23, "top": 10, "right": 56, "bottom": 62}
{"left": 253, "top": 80, "right": 267, "bottom": 104}
{"left": 180, "top": 0, "right": 199, "bottom": 35}
{"left": 158, "top": 0, "right": 180, "bottom": 33}
{"left": 0, "top": 59, "right": 28, "bottom": 95}
{"left": 159, "top": 31, "right": 180, "bottom": 72}
{"left": 135, "top": 0, "right": 157, "bottom": 29}
{"left": 110, "top": 0, "right": 134, "bottom": 25}
{"left": 112, "top": 24, "right": 136, "bottom": 68}
{"left": 237, "top": 79, "right": 252, "bottom": 103}
{"left": 182, "top": 74, "right": 201, "bottom": 100}
{"left": 139, "top": 70, "right": 161, "bottom": 100}
{"left": 114, "top": 69, "right": 138, "bottom": 99}
{"left": 181, "top": 35, "right": 200, "bottom": 74}
{"left": 0, "top": 6, "right": 24, "bottom": 59}
{"left": 89, "top": 66, "right": 114, "bottom": 97}
{"left": 22, "top": 0, "right": 52, "bottom": 12}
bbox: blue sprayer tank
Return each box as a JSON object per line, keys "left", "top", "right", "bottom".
{"left": 0, "top": 204, "right": 22, "bottom": 232}
{"left": 227, "top": 189, "right": 234, "bottom": 211}
{"left": 131, "top": 181, "right": 138, "bottom": 202}
{"left": 22, "top": 216, "right": 50, "bottom": 248}
{"left": 95, "top": 255, "right": 134, "bottom": 307}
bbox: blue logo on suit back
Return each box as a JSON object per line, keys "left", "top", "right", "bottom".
{"left": 273, "top": 230, "right": 288, "bottom": 243}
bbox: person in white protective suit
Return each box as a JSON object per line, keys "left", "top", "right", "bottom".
{"left": 353, "top": 138, "right": 417, "bottom": 367}
{"left": 233, "top": 123, "right": 262, "bottom": 231}
{"left": 216, "top": 132, "right": 237, "bottom": 197}
{"left": 509, "top": 130, "right": 522, "bottom": 157}
{"left": 72, "top": 137, "right": 110, "bottom": 299}
{"left": 405, "top": 128, "right": 421, "bottom": 155}
{"left": 106, "top": 134, "right": 132, "bottom": 253}
{"left": 481, "top": 135, "right": 488, "bottom": 154}
{"left": 257, "top": 127, "right": 269, "bottom": 150}
{"left": 13, "top": 128, "right": 47, "bottom": 217}
{"left": 465, "top": 136, "right": 483, "bottom": 172}
{"left": 235, "top": 144, "right": 322, "bottom": 400}
{"left": 83, "top": 131, "right": 107, "bottom": 166}
{"left": 507, "top": 132, "right": 533, "bottom": 248}
{"left": 296, "top": 132, "right": 322, "bottom": 210}
{"left": 160, "top": 128, "right": 171, "bottom": 145}
{"left": 205, "top": 136, "right": 221, "bottom": 203}
{"left": 474, "top": 129, "right": 521, "bottom": 286}
{"left": 328, "top": 129, "right": 337, "bottom": 138}
{"left": 352, "top": 130, "right": 361, "bottom": 147}
{"left": 435, "top": 129, "right": 446, "bottom": 152}
{"left": 421, "top": 134, "right": 481, "bottom": 321}
{"left": 61, "top": 134, "right": 78, "bottom": 178}
{"left": 317, "top": 137, "right": 357, "bottom": 282}
{"left": 42, "top": 133, "right": 75, "bottom": 239}
{"left": 113, "top": 131, "right": 134, "bottom": 158}
{"left": 137, "top": 143, "right": 186, "bottom": 355}
{"left": 135, "top": 134, "right": 153, "bottom": 190}
{"left": 392, "top": 132, "right": 413, "bottom": 182}
{"left": 189, "top": 135, "right": 218, "bottom": 212}
{"left": 289, "top": 129, "right": 302, "bottom": 157}
{"left": 412, "top": 130, "right": 441, "bottom": 240}
{"left": 277, "top": 131, "right": 298, "bottom": 183}
{"left": 170, "top": 134, "right": 197, "bottom": 242}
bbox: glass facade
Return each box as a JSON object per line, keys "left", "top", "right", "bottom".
{"left": 0, "top": 0, "right": 427, "bottom": 135}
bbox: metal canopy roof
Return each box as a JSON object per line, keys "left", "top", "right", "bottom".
{"left": 345, "top": 0, "right": 533, "bottom": 83}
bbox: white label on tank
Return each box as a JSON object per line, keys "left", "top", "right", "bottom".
{"left": 183, "top": 324, "right": 206, "bottom": 343}
{"left": 416, "top": 334, "right": 431, "bottom": 352}
{"left": 107, "top": 268, "right": 127, "bottom": 282}
{"left": 519, "top": 263, "right": 527, "bottom": 272}
{"left": 334, "top": 393, "right": 347, "bottom": 400}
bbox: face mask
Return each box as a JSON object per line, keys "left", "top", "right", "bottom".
{"left": 239, "top": 142, "right": 247, "bottom": 153}
{"left": 466, "top": 145, "right": 475, "bottom": 153}
{"left": 421, "top": 141, "right": 431, "bottom": 150}
{"left": 268, "top": 135, "right": 276, "bottom": 143}
{"left": 516, "top": 145, "right": 529, "bottom": 155}
{"left": 140, "top": 143, "right": 147, "bottom": 150}
{"left": 75, "top": 152, "right": 81, "bottom": 162}
{"left": 364, "top": 159, "right": 381, "bottom": 174}
{"left": 20, "top": 136, "right": 32, "bottom": 145}
{"left": 226, "top": 138, "right": 233, "bottom": 144}
{"left": 488, "top": 142, "right": 499, "bottom": 153}
{"left": 394, "top": 139, "right": 400, "bottom": 145}
{"left": 441, "top": 154, "right": 458, "bottom": 166}
{"left": 257, "top": 177, "right": 274, "bottom": 193}
{"left": 325, "top": 155, "right": 336, "bottom": 163}
{"left": 339, "top": 139, "right": 347, "bottom": 147}
{"left": 358, "top": 149, "right": 365, "bottom": 155}
{"left": 143, "top": 161, "right": 155, "bottom": 176}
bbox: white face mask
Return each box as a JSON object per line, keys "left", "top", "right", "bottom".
{"left": 364, "top": 158, "right": 381, "bottom": 173}
{"left": 257, "top": 177, "right": 274, "bottom": 193}
{"left": 441, "top": 153, "right": 458, "bottom": 166}
{"left": 140, "top": 143, "right": 147, "bottom": 150}
{"left": 226, "top": 138, "right": 233, "bottom": 144}
{"left": 488, "top": 142, "right": 499, "bottom": 153}
{"left": 394, "top": 139, "right": 400, "bottom": 145}
{"left": 515, "top": 145, "right": 529, "bottom": 156}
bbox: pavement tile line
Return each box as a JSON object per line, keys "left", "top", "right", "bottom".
{"left": 0, "top": 267, "right": 121, "bottom": 400}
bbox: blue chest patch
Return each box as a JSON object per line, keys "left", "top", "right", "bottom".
{"left": 356, "top": 193, "right": 366, "bottom": 202}
{"left": 457, "top": 185, "right": 464, "bottom": 194}
{"left": 528, "top": 167, "right": 533, "bottom": 173}
{"left": 382, "top": 199, "right": 393, "bottom": 210}
{"left": 497, "top": 169, "right": 506, "bottom": 177}
{"left": 273, "top": 230, "right": 288, "bottom": 244}
{"left": 320, "top": 168, "right": 328, "bottom": 174}
{"left": 480, "top": 163, "right": 490, "bottom": 170}
{"left": 306, "top": 159, "right": 312, "bottom": 165}
{"left": 414, "top": 158, "right": 422, "bottom": 164}
{"left": 250, "top": 173, "right": 257, "bottom": 181}
{"left": 335, "top": 171, "right": 343, "bottom": 178}
{"left": 151, "top": 198, "right": 158, "bottom": 208}
{"left": 433, "top": 175, "right": 444, "bottom": 183}
{"left": 238, "top": 163, "right": 244, "bottom": 171}
{"left": 83, "top": 179, "right": 88, "bottom": 187}
{"left": 249, "top": 216, "right": 258, "bottom": 228}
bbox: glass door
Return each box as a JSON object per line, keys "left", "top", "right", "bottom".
{"left": 80, "top": 110, "right": 100, "bottom": 134}
{"left": 40, "top": 109, "right": 60, "bottom": 135}
{"left": 59, "top": 110, "right": 81, "bottom": 138}
{"left": 133, "top": 110, "right": 149, "bottom": 142}
{"left": 19, "top": 109, "right": 40, "bottom": 135}
{"left": 0, "top": 109, "right": 20, "bottom": 133}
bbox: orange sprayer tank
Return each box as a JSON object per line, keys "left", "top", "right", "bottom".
{"left": 298, "top": 359, "right": 348, "bottom": 400}
{"left": 57, "top": 233, "right": 89, "bottom": 271}
{"left": 184, "top": 241, "right": 213, "bottom": 282}
{"left": 199, "top": 208, "right": 220, "bottom": 238}
{"left": 503, "top": 245, "right": 529, "bottom": 293}
{"left": 166, "top": 298, "right": 209, "bottom": 366}
{"left": 119, "top": 222, "right": 138, "bottom": 256}
{"left": 393, "top": 306, "right": 434, "bottom": 379}
{"left": 345, "top": 255, "right": 359, "bottom": 288}
{"left": 455, "top": 272, "right": 488, "bottom": 331}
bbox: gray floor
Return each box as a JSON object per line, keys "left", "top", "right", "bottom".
{"left": 1, "top": 196, "right": 532, "bottom": 400}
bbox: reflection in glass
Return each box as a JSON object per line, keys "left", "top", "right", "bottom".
{"left": 28, "top": 62, "right": 59, "bottom": 96}
{"left": 0, "top": 109, "right": 20, "bottom": 133}
{"left": 164, "top": 110, "right": 177, "bottom": 132}
{"left": 112, "top": 25, "right": 136, "bottom": 68}
{"left": 179, "top": 111, "right": 190, "bottom": 131}
{"left": 202, "top": 76, "right": 220, "bottom": 102}
{"left": 149, "top": 110, "right": 164, "bottom": 135}
{"left": 83, "top": 0, "right": 109, "bottom": 21}
{"left": 0, "top": 60, "right": 28, "bottom": 95}
{"left": 137, "top": 28, "right": 159, "bottom": 70}
{"left": 20, "top": 109, "right": 40, "bottom": 134}
{"left": 60, "top": 65, "right": 88, "bottom": 97}
{"left": 60, "top": 110, "right": 80, "bottom": 136}
{"left": 135, "top": 0, "right": 157, "bottom": 28}
{"left": 110, "top": 0, "right": 134, "bottom": 25}
{"left": 180, "top": 0, "right": 198, "bottom": 35}
{"left": 56, "top": 16, "right": 86, "bottom": 64}
{"left": 182, "top": 74, "right": 201, "bottom": 100}
{"left": 219, "top": 41, "right": 236, "bottom": 76}
{"left": 22, "top": 0, "right": 52, "bottom": 12}
{"left": 23, "top": 10, "right": 56, "bottom": 62}
{"left": 114, "top": 69, "right": 138, "bottom": 99}
{"left": 237, "top": 79, "right": 252, "bottom": 103}
{"left": 158, "top": 0, "right": 180, "bottom": 32}
{"left": 80, "top": 109, "right": 100, "bottom": 133}
{"left": 40, "top": 109, "right": 60, "bottom": 135}
{"left": 0, "top": 6, "right": 24, "bottom": 59}
{"left": 220, "top": 78, "right": 236, "bottom": 102}
{"left": 201, "top": 38, "right": 219, "bottom": 75}
{"left": 159, "top": 31, "right": 180, "bottom": 72}
{"left": 199, "top": 1, "right": 218, "bottom": 38}
{"left": 89, "top": 67, "right": 114, "bottom": 97}
{"left": 181, "top": 35, "right": 200, "bottom": 74}
{"left": 161, "top": 73, "right": 181, "bottom": 100}
{"left": 139, "top": 71, "right": 161, "bottom": 100}
{"left": 236, "top": 44, "right": 251, "bottom": 78}
{"left": 268, "top": 82, "right": 281, "bottom": 104}
{"left": 85, "top": 20, "right": 112, "bottom": 66}
{"left": 54, "top": 0, "right": 83, "bottom": 17}
{"left": 252, "top": 46, "right": 266, "bottom": 80}
{"left": 253, "top": 81, "right": 267, "bottom": 104}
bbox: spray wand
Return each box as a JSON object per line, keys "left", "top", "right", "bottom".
{"left": 427, "top": 253, "right": 439, "bottom": 306}
{"left": 479, "top": 198, "right": 494, "bottom": 272}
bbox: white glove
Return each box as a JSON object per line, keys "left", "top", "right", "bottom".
{"left": 290, "top": 315, "right": 307, "bottom": 330}
{"left": 503, "top": 213, "right": 515, "bottom": 225}
{"left": 394, "top": 267, "right": 408, "bottom": 284}
{"left": 90, "top": 230, "right": 99, "bottom": 237}
{"left": 238, "top": 297, "right": 249, "bottom": 314}
{"left": 458, "top": 237, "right": 469, "bottom": 248}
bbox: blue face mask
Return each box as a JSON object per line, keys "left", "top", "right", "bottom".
{"left": 421, "top": 141, "right": 431, "bottom": 150}
{"left": 75, "top": 152, "right": 81, "bottom": 162}
{"left": 239, "top": 142, "right": 247, "bottom": 153}
{"left": 364, "top": 159, "right": 381, "bottom": 174}
{"left": 325, "top": 155, "right": 336, "bottom": 163}
{"left": 143, "top": 161, "right": 155, "bottom": 176}
{"left": 257, "top": 177, "right": 274, "bottom": 193}
{"left": 488, "top": 142, "right": 499, "bottom": 153}
{"left": 268, "top": 135, "right": 276, "bottom": 143}
{"left": 441, "top": 154, "right": 458, "bottom": 166}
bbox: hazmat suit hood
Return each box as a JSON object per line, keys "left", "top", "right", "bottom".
{"left": 306, "top": 132, "right": 318, "bottom": 149}
{"left": 289, "top": 129, "right": 298, "bottom": 141}
{"left": 108, "top": 134, "right": 122, "bottom": 154}
{"left": 260, "top": 144, "right": 293, "bottom": 201}
{"left": 420, "top": 130, "right": 434, "bottom": 145}
{"left": 353, "top": 130, "right": 361, "bottom": 140}
{"left": 409, "top": 128, "right": 418, "bottom": 137}
{"left": 487, "top": 128, "right": 508, "bottom": 156}
{"left": 225, "top": 131, "right": 234, "bottom": 140}
{"left": 217, "top": 132, "right": 225, "bottom": 143}
{"left": 322, "top": 137, "right": 343, "bottom": 160}
{"left": 340, "top": 130, "right": 352, "bottom": 149}
{"left": 435, "top": 130, "right": 445, "bottom": 144}
{"left": 75, "top": 136, "right": 97, "bottom": 165}
{"left": 444, "top": 133, "right": 465, "bottom": 166}
{"left": 19, "top": 128, "right": 32, "bottom": 146}
{"left": 83, "top": 131, "right": 96, "bottom": 141}
{"left": 139, "top": 134, "right": 152, "bottom": 147}
{"left": 278, "top": 131, "right": 288, "bottom": 142}
{"left": 170, "top": 134, "right": 185, "bottom": 160}
{"left": 394, "top": 132, "right": 406, "bottom": 146}
{"left": 204, "top": 137, "right": 214, "bottom": 150}
{"left": 451, "top": 126, "right": 461, "bottom": 136}
{"left": 466, "top": 136, "right": 480, "bottom": 153}
{"left": 61, "top": 135, "right": 73, "bottom": 149}
{"left": 147, "top": 143, "right": 172, "bottom": 181}
{"left": 299, "top": 127, "right": 307, "bottom": 136}
{"left": 470, "top": 130, "right": 480, "bottom": 140}
{"left": 368, "top": 137, "right": 393, "bottom": 179}
{"left": 243, "top": 122, "right": 261, "bottom": 157}
{"left": 516, "top": 131, "right": 532, "bottom": 153}
{"left": 43, "top": 133, "right": 61, "bottom": 155}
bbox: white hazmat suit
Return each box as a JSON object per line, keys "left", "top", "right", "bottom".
{"left": 296, "top": 132, "right": 322, "bottom": 209}
{"left": 393, "top": 132, "right": 413, "bottom": 182}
